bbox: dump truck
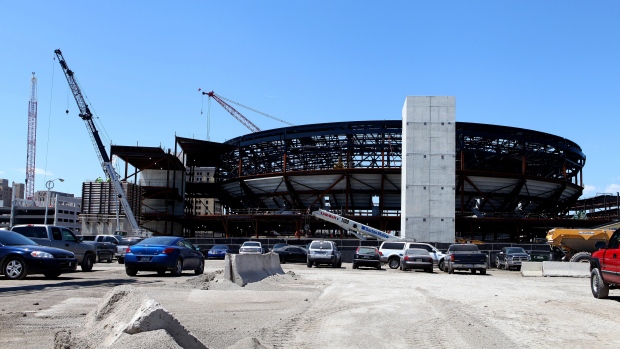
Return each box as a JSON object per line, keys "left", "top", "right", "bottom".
{"left": 546, "top": 228, "right": 617, "bottom": 262}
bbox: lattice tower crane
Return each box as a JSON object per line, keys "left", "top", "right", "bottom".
{"left": 25, "top": 72, "right": 37, "bottom": 200}
{"left": 54, "top": 49, "right": 142, "bottom": 233}
{"left": 201, "top": 91, "right": 294, "bottom": 133}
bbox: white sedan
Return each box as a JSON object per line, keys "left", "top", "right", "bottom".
{"left": 239, "top": 241, "right": 263, "bottom": 254}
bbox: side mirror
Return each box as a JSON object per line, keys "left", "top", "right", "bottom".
{"left": 595, "top": 241, "right": 607, "bottom": 250}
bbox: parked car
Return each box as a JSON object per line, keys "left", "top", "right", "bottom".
{"left": 206, "top": 244, "right": 232, "bottom": 259}
{"left": 239, "top": 241, "right": 263, "bottom": 254}
{"left": 94, "top": 244, "right": 114, "bottom": 263}
{"left": 352, "top": 246, "right": 381, "bottom": 270}
{"left": 496, "top": 247, "right": 530, "bottom": 270}
{"left": 379, "top": 241, "right": 444, "bottom": 269}
{"left": 529, "top": 244, "right": 554, "bottom": 262}
{"left": 273, "top": 245, "right": 307, "bottom": 263}
{"left": 10, "top": 224, "right": 96, "bottom": 272}
{"left": 0, "top": 230, "right": 77, "bottom": 279}
{"left": 82, "top": 235, "right": 121, "bottom": 263}
{"left": 400, "top": 248, "right": 433, "bottom": 272}
{"left": 443, "top": 243, "right": 487, "bottom": 274}
{"left": 270, "top": 243, "right": 289, "bottom": 252}
{"left": 124, "top": 236, "right": 205, "bottom": 277}
{"left": 590, "top": 231, "right": 620, "bottom": 298}
{"left": 307, "top": 240, "right": 341, "bottom": 268}
{"left": 115, "top": 237, "right": 144, "bottom": 264}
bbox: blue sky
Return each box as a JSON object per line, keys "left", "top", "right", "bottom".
{"left": 1, "top": 1, "right": 619, "bottom": 198}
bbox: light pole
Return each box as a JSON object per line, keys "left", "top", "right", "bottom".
{"left": 44, "top": 178, "right": 64, "bottom": 224}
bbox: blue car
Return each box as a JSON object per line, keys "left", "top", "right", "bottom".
{"left": 0, "top": 230, "right": 77, "bottom": 279}
{"left": 124, "top": 236, "right": 205, "bottom": 276}
{"left": 207, "top": 244, "right": 232, "bottom": 259}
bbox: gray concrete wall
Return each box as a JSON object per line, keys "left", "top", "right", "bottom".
{"left": 401, "top": 96, "right": 455, "bottom": 243}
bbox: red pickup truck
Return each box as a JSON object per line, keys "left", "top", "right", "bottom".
{"left": 589, "top": 229, "right": 620, "bottom": 299}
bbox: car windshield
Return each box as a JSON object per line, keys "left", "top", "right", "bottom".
{"left": 506, "top": 247, "right": 526, "bottom": 254}
{"left": 0, "top": 231, "right": 38, "bottom": 246}
{"left": 212, "top": 245, "right": 229, "bottom": 250}
{"left": 406, "top": 248, "right": 429, "bottom": 255}
{"left": 137, "top": 237, "right": 176, "bottom": 246}
{"left": 243, "top": 242, "right": 261, "bottom": 247}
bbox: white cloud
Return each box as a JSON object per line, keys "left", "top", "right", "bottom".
{"left": 581, "top": 184, "right": 597, "bottom": 198}
{"left": 604, "top": 184, "right": 620, "bottom": 194}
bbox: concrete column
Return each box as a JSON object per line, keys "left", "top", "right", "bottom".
{"left": 401, "top": 96, "right": 455, "bottom": 243}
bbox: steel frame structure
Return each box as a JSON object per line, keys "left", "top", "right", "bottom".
{"left": 217, "top": 121, "right": 584, "bottom": 217}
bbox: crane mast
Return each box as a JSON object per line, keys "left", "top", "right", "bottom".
{"left": 308, "top": 206, "right": 402, "bottom": 241}
{"left": 25, "top": 72, "right": 37, "bottom": 200}
{"left": 54, "top": 49, "right": 141, "bottom": 232}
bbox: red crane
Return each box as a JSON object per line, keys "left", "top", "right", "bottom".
{"left": 201, "top": 91, "right": 294, "bottom": 133}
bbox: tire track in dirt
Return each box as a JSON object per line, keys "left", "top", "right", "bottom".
{"left": 416, "top": 287, "right": 519, "bottom": 349}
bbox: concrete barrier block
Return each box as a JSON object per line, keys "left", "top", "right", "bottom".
{"left": 225, "top": 253, "right": 284, "bottom": 286}
{"left": 520, "top": 262, "right": 543, "bottom": 277}
{"left": 542, "top": 261, "right": 590, "bottom": 277}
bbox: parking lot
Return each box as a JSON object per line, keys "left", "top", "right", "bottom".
{"left": 1, "top": 259, "right": 619, "bottom": 348}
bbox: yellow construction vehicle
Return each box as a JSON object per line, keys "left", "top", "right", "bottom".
{"left": 546, "top": 228, "right": 616, "bottom": 262}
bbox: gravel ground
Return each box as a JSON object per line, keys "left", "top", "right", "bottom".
{"left": 1, "top": 260, "right": 619, "bottom": 348}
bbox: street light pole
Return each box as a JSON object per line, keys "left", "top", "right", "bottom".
{"left": 44, "top": 178, "right": 64, "bottom": 225}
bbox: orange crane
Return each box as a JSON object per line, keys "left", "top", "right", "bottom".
{"left": 201, "top": 91, "right": 294, "bottom": 133}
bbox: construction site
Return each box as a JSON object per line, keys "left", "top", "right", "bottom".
{"left": 4, "top": 50, "right": 620, "bottom": 250}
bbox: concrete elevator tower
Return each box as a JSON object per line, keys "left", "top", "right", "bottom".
{"left": 401, "top": 96, "right": 455, "bottom": 243}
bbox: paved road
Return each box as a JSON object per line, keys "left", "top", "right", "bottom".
{"left": 1, "top": 260, "right": 620, "bottom": 348}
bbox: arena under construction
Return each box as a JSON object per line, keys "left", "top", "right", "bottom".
{"left": 88, "top": 117, "right": 610, "bottom": 243}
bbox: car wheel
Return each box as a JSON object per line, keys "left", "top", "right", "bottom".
{"left": 307, "top": 260, "right": 313, "bottom": 268}
{"left": 591, "top": 268, "right": 610, "bottom": 299}
{"left": 157, "top": 269, "right": 167, "bottom": 276}
{"left": 337, "top": 260, "right": 342, "bottom": 268}
{"left": 44, "top": 271, "right": 62, "bottom": 278}
{"left": 352, "top": 263, "right": 358, "bottom": 269}
{"left": 471, "top": 269, "right": 476, "bottom": 274}
{"left": 118, "top": 257, "right": 124, "bottom": 264}
{"left": 126, "top": 266, "right": 138, "bottom": 276}
{"left": 388, "top": 258, "right": 400, "bottom": 269}
{"left": 171, "top": 259, "right": 183, "bottom": 276}
{"left": 438, "top": 260, "right": 445, "bottom": 272}
{"left": 81, "top": 254, "right": 94, "bottom": 272}
{"left": 480, "top": 268, "right": 487, "bottom": 275}
{"left": 425, "top": 268, "right": 433, "bottom": 273}
{"left": 3, "top": 257, "right": 28, "bottom": 280}
{"left": 195, "top": 259, "right": 205, "bottom": 275}
{"left": 376, "top": 264, "right": 382, "bottom": 270}
{"left": 496, "top": 258, "right": 502, "bottom": 269}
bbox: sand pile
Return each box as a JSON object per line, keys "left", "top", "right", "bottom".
{"left": 53, "top": 285, "right": 207, "bottom": 349}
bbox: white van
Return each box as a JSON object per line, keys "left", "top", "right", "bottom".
{"left": 379, "top": 241, "right": 445, "bottom": 269}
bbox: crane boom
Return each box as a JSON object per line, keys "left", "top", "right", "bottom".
{"left": 202, "top": 91, "right": 261, "bottom": 133}
{"left": 308, "top": 206, "right": 402, "bottom": 241}
{"left": 54, "top": 49, "right": 141, "bottom": 233}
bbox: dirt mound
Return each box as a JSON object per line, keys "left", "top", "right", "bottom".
{"left": 53, "top": 285, "right": 207, "bottom": 349}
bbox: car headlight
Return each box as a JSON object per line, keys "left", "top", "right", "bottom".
{"left": 31, "top": 251, "right": 54, "bottom": 258}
